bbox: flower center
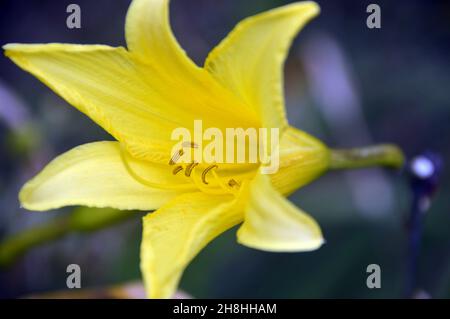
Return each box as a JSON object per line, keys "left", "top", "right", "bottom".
{"left": 169, "top": 143, "right": 242, "bottom": 195}
{"left": 120, "top": 143, "right": 245, "bottom": 196}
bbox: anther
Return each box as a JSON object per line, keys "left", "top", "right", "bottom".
{"left": 169, "top": 149, "right": 184, "bottom": 165}
{"left": 228, "top": 179, "right": 240, "bottom": 188}
{"left": 172, "top": 166, "right": 183, "bottom": 175}
{"left": 185, "top": 162, "right": 198, "bottom": 177}
{"left": 169, "top": 142, "right": 198, "bottom": 165}
{"left": 202, "top": 165, "right": 218, "bottom": 185}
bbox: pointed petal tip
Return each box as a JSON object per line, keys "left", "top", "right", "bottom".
{"left": 3, "top": 43, "right": 31, "bottom": 54}
{"left": 289, "top": 1, "right": 321, "bottom": 18}
{"left": 2, "top": 43, "right": 15, "bottom": 50}
{"left": 3, "top": 43, "right": 41, "bottom": 59}
{"left": 305, "top": 1, "right": 321, "bottom": 13}
{"left": 3, "top": 44, "right": 16, "bottom": 57}
{"left": 18, "top": 184, "right": 31, "bottom": 209}
{"left": 18, "top": 185, "right": 43, "bottom": 212}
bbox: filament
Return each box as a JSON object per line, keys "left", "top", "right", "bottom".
{"left": 172, "top": 166, "right": 183, "bottom": 175}
{"left": 191, "top": 166, "right": 226, "bottom": 195}
{"left": 169, "top": 142, "right": 198, "bottom": 165}
{"left": 185, "top": 162, "right": 198, "bottom": 177}
{"left": 120, "top": 145, "right": 194, "bottom": 191}
{"left": 201, "top": 165, "right": 218, "bottom": 185}
{"left": 169, "top": 149, "right": 184, "bottom": 165}
{"left": 228, "top": 179, "right": 240, "bottom": 188}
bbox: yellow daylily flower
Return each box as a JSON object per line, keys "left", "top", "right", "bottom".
{"left": 4, "top": 0, "right": 330, "bottom": 298}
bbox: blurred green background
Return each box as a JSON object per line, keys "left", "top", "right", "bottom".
{"left": 0, "top": 0, "right": 449, "bottom": 298}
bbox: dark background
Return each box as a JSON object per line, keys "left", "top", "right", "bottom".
{"left": 0, "top": 0, "right": 449, "bottom": 298}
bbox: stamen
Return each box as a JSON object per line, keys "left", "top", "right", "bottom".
{"left": 172, "top": 166, "right": 183, "bottom": 175}
{"left": 191, "top": 165, "right": 226, "bottom": 195}
{"left": 120, "top": 145, "right": 193, "bottom": 191}
{"left": 201, "top": 165, "right": 218, "bottom": 185}
{"left": 169, "top": 149, "right": 184, "bottom": 165}
{"left": 228, "top": 179, "right": 240, "bottom": 188}
{"left": 185, "top": 162, "right": 198, "bottom": 177}
{"left": 212, "top": 170, "right": 238, "bottom": 195}
{"left": 168, "top": 142, "right": 198, "bottom": 165}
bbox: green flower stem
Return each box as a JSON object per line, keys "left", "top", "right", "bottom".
{"left": 0, "top": 217, "right": 69, "bottom": 267}
{"left": 0, "top": 208, "right": 139, "bottom": 267}
{"left": 330, "top": 144, "right": 405, "bottom": 170}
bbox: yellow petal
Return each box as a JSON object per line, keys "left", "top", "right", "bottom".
{"left": 3, "top": 44, "right": 185, "bottom": 162}
{"left": 237, "top": 173, "right": 324, "bottom": 252}
{"left": 126, "top": 0, "right": 201, "bottom": 80}
{"left": 205, "top": 2, "right": 320, "bottom": 130}
{"left": 140, "top": 190, "right": 248, "bottom": 298}
{"left": 272, "top": 126, "right": 330, "bottom": 196}
{"left": 19, "top": 141, "right": 193, "bottom": 211}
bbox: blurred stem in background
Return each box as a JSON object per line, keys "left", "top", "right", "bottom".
{"left": 0, "top": 144, "right": 405, "bottom": 268}
{"left": 0, "top": 207, "right": 141, "bottom": 267}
